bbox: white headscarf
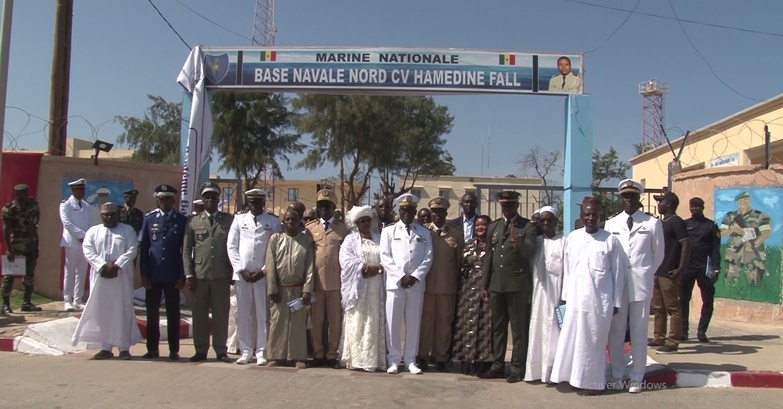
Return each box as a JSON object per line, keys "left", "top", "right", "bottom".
{"left": 345, "top": 205, "right": 375, "bottom": 230}
{"left": 539, "top": 205, "right": 558, "bottom": 217}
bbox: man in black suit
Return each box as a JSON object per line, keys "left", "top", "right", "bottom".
{"left": 446, "top": 192, "right": 479, "bottom": 242}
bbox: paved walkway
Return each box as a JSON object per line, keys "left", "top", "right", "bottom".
{"left": 3, "top": 302, "right": 783, "bottom": 389}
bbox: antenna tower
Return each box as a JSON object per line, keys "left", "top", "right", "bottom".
{"left": 251, "top": 0, "right": 276, "bottom": 46}
{"left": 252, "top": 0, "right": 276, "bottom": 204}
{"left": 639, "top": 78, "right": 670, "bottom": 148}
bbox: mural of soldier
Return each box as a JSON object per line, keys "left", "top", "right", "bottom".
{"left": 719, "top": 192, "right": 771, "bottom": 287}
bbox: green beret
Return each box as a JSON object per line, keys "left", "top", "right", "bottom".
{"left": 735, "top": 192, "right": 750, "bottom": 201}
{"left": 13, "top": 184, "right": 29, "bottom": 192}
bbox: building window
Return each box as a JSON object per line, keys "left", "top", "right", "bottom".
{"left": 438, "top": 189, "right": 450, "bottom": 199}
{"left": 287, "top": 188, "right": 299, "bottom": 202}
{"left": 410, "top": 188, "right": 422, "bottom": 199}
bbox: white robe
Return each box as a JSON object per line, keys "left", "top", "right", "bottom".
{"left": 525, "top": 233, "right": 565, "bottom": 382}
{"left": 72, "top": 223, "right": 141, "bottom": 350}
{"left": 551, "top": 228, "right": 625, "bottom": 390}
{"left": 339, "top": 231, "right": 386, "bottom": 371}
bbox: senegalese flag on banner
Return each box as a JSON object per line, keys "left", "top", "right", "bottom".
{"left": 498, "top": 54, "right": 516, "bottom": 65}
{"left": 260, "top": 51, "right": 277, "bottom": 61}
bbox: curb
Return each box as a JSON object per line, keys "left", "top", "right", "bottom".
{"left": 0, "top": 316, "right": 196, "bottom": 354}
{"left": 136, "top": 317, "right": 194, "bottom": 340}
{"left": 643, "top": 366, "right": 783, "bottom": 389}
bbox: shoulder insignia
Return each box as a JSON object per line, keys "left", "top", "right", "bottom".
{"left": 236, "top": 210, "right": 248, "bottom": 215}
{"left": 145, "top": 210, "right": 158, "bottom": 216}
{"left": 61, "top": 199, "right": 67, "bottom": 204}
{"left": 305, "top": 219, "right": 319, "bottom": 226}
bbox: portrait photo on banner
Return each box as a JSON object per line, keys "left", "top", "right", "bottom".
{"left": 713, "top": 187, "right": 782, "bottom": 304}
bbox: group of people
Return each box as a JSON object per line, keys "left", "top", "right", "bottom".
{"left": 3, "top": 175, "right": 724, "bottom": 394}
{"left": 545, "top": 180, "right": 722, "bottom": 395}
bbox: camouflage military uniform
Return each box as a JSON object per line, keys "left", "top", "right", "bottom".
{"left": 1, "top": 197, "right": 40, "bottom": 298}
{"left": 720, "top": 209, "right": 771, "bottom": 286}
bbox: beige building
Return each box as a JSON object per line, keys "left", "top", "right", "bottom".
{"left": 211, "top": 178, "right": 364, "bottom": 216}
{"left": 405, "top": 175, "right": 543, "bottom": 221}
{"left": 631, "top": 93, "right": 783, "bottom": 189}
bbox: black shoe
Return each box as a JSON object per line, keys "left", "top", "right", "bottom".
{"left": 326, "top": 359, "right": 341, "bottom": 369}
{"left": 216, "top": 354, "right": 231, "bottom": 363}
{"left": 142, "top": 351, "right": 160, "bottom": 359}
{"left": 20, "top": 302, "right": 42, "bottom": 312}
{"left": 310, "top": 358, "right": 326, "bottom": 368}
{"left": 647, "top": 340, "right": 664, "bottom": 347}
{"left": 169, "top": 352, "right": 180, "bottom": 361}
{"left": 118, "top": 351, "right": 132, "bottom": 360}
{"left": 1, "top": 304, "right": 12, "bottom": 314}
{"left": 189, "top": 353, "right": 208, "bottom": 362}
{"left": 93, "top": 350, "right": 114, "bottom": 360}
{"left": 478, "top": 369, "right": 505, "bottom": 379}
{"left": 416, "top": 357, "right": 429, "bottom": 372}
{"left": 506, "top": 374, "right": 523, "bottom": 384}
{"left": 697, "top": 332, "right": 710, "bottom": 343}
{"left": 655, "top": 345, "right": 678, "bottom": 355}
{"left": 436, "top": 362, "right": 448, "bottom": 372}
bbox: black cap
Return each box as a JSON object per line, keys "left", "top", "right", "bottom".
{"left": 689, "top": 197, "right": 705, "bottom": 206}
{"left": 653, "top": 191, "right": 680, "bottom": 207}
{"left": 155, "top": 184, "right": 177, "bottom": 197}
{"left": 123, "top": 189, "right": 139, "bottom": 196}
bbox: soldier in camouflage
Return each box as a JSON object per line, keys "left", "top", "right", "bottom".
{"left": 720, "top": 192, "right": 771, "bottom": 287}
{"left": 1, "top": 184, "right": 41, "bottom": 313}
{"left": 119, "top": 189, "right": 144, "bottom": 234}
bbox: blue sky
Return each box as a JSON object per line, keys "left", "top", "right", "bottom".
{"left": 4, "top": 0, "right": 783, "bottom": 187}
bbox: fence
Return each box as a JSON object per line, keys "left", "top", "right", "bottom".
{"left": 474, "top": 184, "right": 665, "bottom": 221}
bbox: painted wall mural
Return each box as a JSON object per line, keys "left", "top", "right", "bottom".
{"left": 714, "top": 187, "right": 782, "bottom": 304}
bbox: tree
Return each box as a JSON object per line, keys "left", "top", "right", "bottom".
{"left": 519, "top": 145, "right": 562, "bottom": 206}
{"left": 592, "top": 147, "right": 630, "bottom": 217}
{"left": 211, "top": 92, "right": 303, "bottom": 192}
{"left": 376, "top": 97, "right": 455, "bottom": 200}
{"left": 115, "top": 95, "right": 182, "bottom": 165}
{"left": 292, "top": 95, "right": 454, "bottom": 210}
{"left": 592, "top": 147, "right": 629, "bottom": 189}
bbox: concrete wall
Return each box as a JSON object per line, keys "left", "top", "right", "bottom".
{"left": 34, "top": 156, "right": 182, "bottom": 300}
{"left": 674, "top": 164, "right": 783, "bottom": 324}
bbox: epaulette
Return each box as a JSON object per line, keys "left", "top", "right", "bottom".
{"left": 305, "top": 219, "right": 319, "bottom": 226}
{"left": 145, "top": 210, "right": 158, "bottom": 216}
{"left": 61, "top": 199, "right": 67, "bottom": 204}
{"left": 236, "top": 210, "right": 248, "bottom": 215}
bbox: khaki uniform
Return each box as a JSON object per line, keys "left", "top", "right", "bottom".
{"left": 418, "top": 223, "right": 463, "bottom": 363}
{"left": 306, "top": 219, "right": 349, "bottom": 360}
{"left": 266, "top": 232, "right": 316, "bottom": 361}
{"left": 183, "top": 211, "right": 234, "bottom": 355}
{"left": 1, "top": 198, "right": 40, "bottom": 296}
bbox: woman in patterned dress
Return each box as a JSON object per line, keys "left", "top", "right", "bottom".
{"left": 452, "top": 215, "right": 493, "bottom": 375}
{"left": 339, "top": 206, "right": 386, "bottom": 372}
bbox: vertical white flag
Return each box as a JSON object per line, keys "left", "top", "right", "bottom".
{"left": 176, "top": 46, "right": 213, "bottom": 215}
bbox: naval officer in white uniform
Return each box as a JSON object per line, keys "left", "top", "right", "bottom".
{"left": 605, "top": 179, "right": 665, "bottom": 394}
{"left": 227, "top": 189, "right": 282, "bottom": 365}
{"left": 380, "top": 193, "right": 433, "bottom": 375}
{"left": 59, "top": 178, "right": 94, "bottom": 312}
